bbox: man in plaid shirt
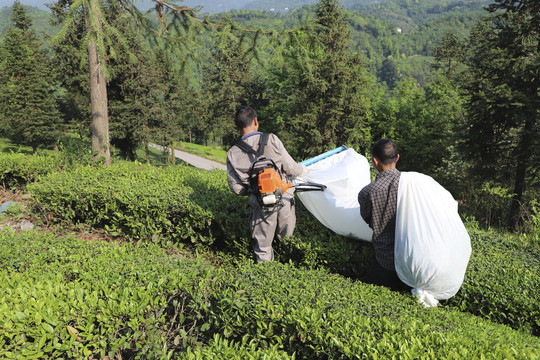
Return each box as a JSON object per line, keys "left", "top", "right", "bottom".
{"left": 358, "top": 139, "right": 409, "bottom": 291}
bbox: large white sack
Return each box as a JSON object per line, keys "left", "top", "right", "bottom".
{"left": 294, "top": 148, "right": 373, "bottom": 241}
{"left": 395, "top": 172, "right": 472, "bottom": 301}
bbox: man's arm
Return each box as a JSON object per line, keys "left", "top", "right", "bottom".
{"left": 226, "top": 155, "right": 249, "bottom": 196}
{"left": 358, "top": 185, "right": 373, "bottom": 227}
{"left": 269, "top": 134, "right": 307, "bottom": 177}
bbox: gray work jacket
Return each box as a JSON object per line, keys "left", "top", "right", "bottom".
{"left": 226, "top": 132, "right": 307, "bottom": 200}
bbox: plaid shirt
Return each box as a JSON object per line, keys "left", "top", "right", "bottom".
{"left": 358, "top": 168, "right": 401, "bottom": 271}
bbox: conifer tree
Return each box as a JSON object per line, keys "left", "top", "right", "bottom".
{"left": 0, "top": 0, "right": 62, "bottom": 154}
{"left": 266, "top": 0, "right": 372, "bottom": 159}
{"left": 461, "top": 0, "right": 539, "bottom": 228}
{"left": 202, "top": 30, "right": 264, "bottom": 147}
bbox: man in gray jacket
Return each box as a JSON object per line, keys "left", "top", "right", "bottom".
{"left": 227, "top": 106, "right": 308, "bottom": 262}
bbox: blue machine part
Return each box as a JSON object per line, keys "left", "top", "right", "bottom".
{"left": 300, "top": 145, "right": 348, "bottom": 166}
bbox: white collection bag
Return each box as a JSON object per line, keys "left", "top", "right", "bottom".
{"left": 395, "top": 172, "right": 472, "bottom": 303}
{"left": 294, "top": 148, "right": 373, "bottom": 241}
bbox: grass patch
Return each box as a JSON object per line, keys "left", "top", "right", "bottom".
{"left": 175, "top": 142, "right": 228, "bottom": 165}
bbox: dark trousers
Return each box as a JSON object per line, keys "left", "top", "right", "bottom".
{"left": 365, "top": 257, "right": 411, "bottom": 292}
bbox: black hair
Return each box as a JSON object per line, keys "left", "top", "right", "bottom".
{"left": 235, "top": 106, "right": 257, "bottom": 129}
{"left": 372, "top": 139, "right": 398, "bottom": 165}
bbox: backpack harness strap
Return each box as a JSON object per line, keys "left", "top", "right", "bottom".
{"left": 234, "top": 133, "right": 269, "bottom": 158}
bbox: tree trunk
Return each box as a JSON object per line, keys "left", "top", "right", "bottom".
{"left": 87, "top": 2, "right": 110, "bottom": 166}
{"left": 171, "top": 143, "right": 176, "bottom": 165}
{"left": 509, "top": 115, "right": 535, "bottom": 229}
{"left": 145, "top": 143, "right": 150, "bottom": 164}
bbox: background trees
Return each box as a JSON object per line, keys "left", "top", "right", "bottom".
{"left": 0, "top": 0, "right": 538, "bottom": 234}
{"left": 264, "top": 0, "right": 372, "bottom": 159}
{"left": 458, "top": 0, "right": 539, "bottom": 228}
{"left": 0, "top": 0, "right": 62, "bottom": 154}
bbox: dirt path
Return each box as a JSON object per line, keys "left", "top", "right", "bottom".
{"left": 150, "top": 144, "right": 227, "bottom": 171}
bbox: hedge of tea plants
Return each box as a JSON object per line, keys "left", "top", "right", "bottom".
{"left": 447, "top": 227, "right": 540, "bottom": 336}
{"left": 26, "top": 161, "right": 371, "bottom": 275}
{"left": 0, "top": 230, "right": 538, "bottom": 359}
{"left": 9, "top": 155, "right": 540, "bottom": 336}
{"left": 0, "top": 152, "right": 61, "bottom": 189}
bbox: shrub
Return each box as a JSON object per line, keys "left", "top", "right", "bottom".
{"left": 28, "top": 163, "right": 229, "bottom": 245}
{"left": 446, "top": 225, "right": 540, "bottom": 336}
{"left": 0, "top": 229, "right": 217, "bottom": 359}
{"left": 0, "top": 153, "right": 62, "bottom": 189}
{"left": 1, "top": 231, "right": 538, "bottom": 359}
{"left": 206, "top": 261, "right": 540, "bottom": 359}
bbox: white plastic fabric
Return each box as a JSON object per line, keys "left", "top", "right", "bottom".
{"left": 395, "top": 172, "right": 472, "bottom": 301}
{"left": 294, "top": 148, "right": 373, "bottom": 241}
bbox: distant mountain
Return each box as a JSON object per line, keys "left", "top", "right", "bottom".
{"left": 8, "top": 0, "right": 389, "bottom": 15}
{"left": 0, "top": 4, "right": 58, "bottom": 39}
{"left": 4, "top": 0, "right": 51, "bottom": 12}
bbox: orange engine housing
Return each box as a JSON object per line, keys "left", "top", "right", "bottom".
{"left": 258, "top": 168, "right": 292, "bottom": 194}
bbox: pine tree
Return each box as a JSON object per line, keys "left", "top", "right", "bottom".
{"left": 201, "top": 30, "right": 263, "bottom": 147}
{"left": 0, "top": 0, "right": 62, "bottom": 154}
{"left": 461, "top": 0, "right": 539, "bottom": 228}
{"left": 266, "top": 0, "right": 372, "bottom": 159}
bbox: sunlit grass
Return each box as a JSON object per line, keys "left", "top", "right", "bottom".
{"left": 175, "top": 141, "right": 228, "bottom": 164}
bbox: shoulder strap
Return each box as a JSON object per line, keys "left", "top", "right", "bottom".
{"left": 235, "top": 133, "right": 270, "bottom": 157}
{"left": 257, "top": 133, "right": 270, "bottom": 157}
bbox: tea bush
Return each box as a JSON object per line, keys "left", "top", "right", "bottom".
{"left": 446, "top": 227, "right": 540, "bottom": 335}
{"left": 1, "top": 230, "right": 539, "bottom": 359}
{"left": 28, "top": 163, "right": 233, "bottom": 245}
{"left": 0, "top": 153, "right": 61, "bottom": 189}
{"left": 0, "top": 229, "right": 218, "bottom": 359}
{"left": 206, "top": 261, "right": 540, "bottom": 359}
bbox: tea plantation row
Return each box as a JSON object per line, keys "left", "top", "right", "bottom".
{"left": 0, "top": 230, "right": 538, "bottom": 359}
{"left": 1, "top": 153, "right": 539, "bottom": 338}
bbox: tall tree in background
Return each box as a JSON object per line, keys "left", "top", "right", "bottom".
{"left": 202, "top": 30, "right": 264, "bottom": 147}
{"left": 0, "top": 0, "right": 62, "bottom": 154}
{"left": 267, "top": 0, "right": 372, "bottom": 159}
{"left": 461, "top": 0, "right": 539, "bottom": 228}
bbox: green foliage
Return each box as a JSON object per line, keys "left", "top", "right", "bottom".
{"left": 27, "top": 162, "right": 235, "bottom": 245}
{"left": 180, "top": 334, "right": 295, "bottom": 359}
{"left": 0, "top": 152, "right": 62, "bottom": 189}
{"left": 0, "top": 1, "right": 63, "bottom": 153}
{"left": 456, "top": 0, "right": 540, "bottom": 228}
{"left": 370, "top": 75, "right": 466, "bottom": 190}
{"left": 1, "top": 230, "right": 538, "bottom": 359}
{"left": 447, "top": 225, "right": 540, "bottom": 336}
{"left": 201, "top": 28, "right": 264, "bottom": 147}
{"left": 205, "top": 261, "right": 540, "bottom": 359}
{"left": 264, "top": 0, "right": 372, "bottom": 159}
{"left": 0, "top": 4, "right": 58, "bottom": 40}
{"left": 0, "top": 229, "right": 218, "bottom": 359}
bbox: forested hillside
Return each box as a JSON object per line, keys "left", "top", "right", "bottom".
{"left": 0, "top": 4, "right": 57, "bottom": 38}
{"left": 0, "top": 0, "right": 538, "bottom": 231}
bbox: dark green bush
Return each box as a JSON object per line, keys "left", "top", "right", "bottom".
{"left": 0, "top": 229, "right": 217, "bottom": 359}
{"left": 446, "top": 226, "right": 540, "bottom": 336}
{"left": 1, "top": 231, "right": 538, "bottom": 359}
{"left": 206, "top": 262, "right": 540, "bottom": 359}
{"left": 28, "top": 163, "right": 233, "bottom": 245}
{"left": 0, "top": 153, "right": 62, "bottom": 189}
